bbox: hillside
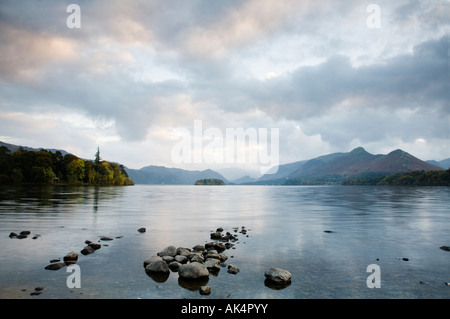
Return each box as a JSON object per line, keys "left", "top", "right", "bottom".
{"left": 250, "top": 147, "right": 443, "bottom": 185}
{"left": 0, "top": 141, "right": 69, "bottom": 156}
{"left": 0, "top": 145, "right": 133, "bottom": 186}
{"left": 427, "top": 158, "right": 450, "bottom": 170}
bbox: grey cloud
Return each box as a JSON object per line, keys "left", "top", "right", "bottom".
{"left": 0, "top": 0, "right": 448, "bottom": 162}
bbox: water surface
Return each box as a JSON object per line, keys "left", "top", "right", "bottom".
{"left": 0, "top": 185, "right": 449, "bottom": 299}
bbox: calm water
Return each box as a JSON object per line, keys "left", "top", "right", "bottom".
{"left": 0, "top": 184, "right": 449, "bottom": 299}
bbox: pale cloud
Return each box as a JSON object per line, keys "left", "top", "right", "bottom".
{"left": 0, "top": 23, "right": 80, "bottom": 82}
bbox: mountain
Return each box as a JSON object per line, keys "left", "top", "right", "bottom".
{"left": 249, "top": 147, "right": 444, "bottom": 185}
{"left": 0, "top": 141, "right": 69, "bottom": 156}
{"left": 427, "top": 158, "right": 450, "bottom": 170}
{"left": 215, "top": 167, "right": 261, "bottom": 182}
{"left": 125, "top": 165, "right": 229, "bottom": 185}
{"left": 257, "top": 160, "right": 308, "bottom": 182}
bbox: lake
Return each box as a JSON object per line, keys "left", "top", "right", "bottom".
{"left": 0, "top": 184, "right": 449, "bottom": 299}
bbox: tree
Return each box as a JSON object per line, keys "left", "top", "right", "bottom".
{"left": 95, "top": 146, "right": 101, "bottom": 164}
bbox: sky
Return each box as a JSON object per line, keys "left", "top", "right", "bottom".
{"left": 0, "top": 0, "right": 449, "bottom": 175}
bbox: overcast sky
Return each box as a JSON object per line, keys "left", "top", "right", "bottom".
{"left": 0, "top": 0, "right": 449, "bottom": 173}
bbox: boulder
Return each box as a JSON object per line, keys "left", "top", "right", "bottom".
{"left": 214, "top": 243, "right": 226, "bottom": 252}
{"left": 175, "top": 255, "right": 188, "bottom": 264}
{"left": 81, "top": 245, "right": 95, "bottom": 255}
{"left": 190, "top": 254, "right": 205, "bottom": 263}
{"left": 177, "top": 247, "right": 192, "bottom": 256}
{"left": 45, "top": 262, "right": 66, "bottom": 270}
{"left": 162, "top": 256, "right": 175, "bottom": 263}
{"left": 145, "top": 260, "right": 170, "bottom": 274}
{"left": 227, "top": 264, "right": 240, "bottom": 274}
{"left": 192, "top": 245, "right": 205, "bottom": 252}
{"left": 178, "top": 262, "right": 209, "bottom": 279}
{"left": 89, "top": 242, "right": 101, "bottom": 250}
{"left": 169, "top": 261, "right": 182, "bottom": 272}
{"left": 204, "top": 258, "right": 221, "bottom": 272}
{"left": 157, "top": 245, "right": 177, "bottom": 257}
{"left": 199, "top": 285, "right": 211, "bottom": 295}
{"left": 143, "top": 256, "right": 163, "bottom": 267}
{"left": 264, "top": 268, "right": 292, "bottom": 284}
{"left": 205, "top": 252, "right": 221, "bottom": 260}
{"left": 210, "top": 232, "right": 222, "bottom": 240}
{"left": 63, "top": 251, "right": 78, "bottom": 265}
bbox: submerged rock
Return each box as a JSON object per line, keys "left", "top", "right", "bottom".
{"left": 89, "top": 242, "right": 101, "bottom": 250}
{"left": 137, "top": 227, "right": 146, "bottom": 233}
{"left": 45, "top": 262, "right": 66, "bottom": 270}
{"left": 439, "top": 246, "right": 450, "bottom": 252}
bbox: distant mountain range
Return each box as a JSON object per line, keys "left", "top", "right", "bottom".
{"left": 125, "top": 165, "right": 228, "bottom": 185}
{"left": 427, "top": 159, "right": 450, "bottom": 170}
{"left": 249, "top": 147, "right": 445, "bottom": 185}
{"left": 1, "top": 141, "right": 448, "bottom": 185}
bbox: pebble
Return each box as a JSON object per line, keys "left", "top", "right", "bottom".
{"left": 199, "top": 286, "right": 211, "bottom": 295}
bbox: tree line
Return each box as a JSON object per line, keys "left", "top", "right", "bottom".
{"left": 0, "top": 146, "right": 134, "bottom": 186}
{"left": 194, "top": 178, "right": 225, "bottom": 185}
{"left": 342, "top": 169, "right": 450, "bottom": 186}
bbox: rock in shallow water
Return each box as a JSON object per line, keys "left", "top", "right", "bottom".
{"left": 264, "top": 267, "right": 292, "bottom": 284}
{"left": 227, "top": 264, "right": 240, "bottom": 274}
{"left": 143, "top": 255, "right": 163, "bottom": 267}
{"left": 178, "top": 262, "right": 209, "bottom": 279}
{"left": 63, "top": 251, "right": 78, "bottom": 265}
{"left": 145, "top": 260, "right": 170, "bottom": 274}
{"left": 157, "top": 245, "right": 177, "bottom": 257}
{"left": 199, "top": 285, "right": 211, "bottom": 295}
{"left": 45, "top": 262, "right": 66, "bottom": 270}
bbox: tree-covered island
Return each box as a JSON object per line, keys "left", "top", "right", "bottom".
{"left": 194, "top": 178, "right": 226, "bottom": 185}
{"left": 0, "top": 146, "right": 133, "bottom": 186}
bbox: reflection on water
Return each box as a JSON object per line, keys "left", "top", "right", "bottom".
{"left": 0, "top": 185, "right": 449, "bottom": 299}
